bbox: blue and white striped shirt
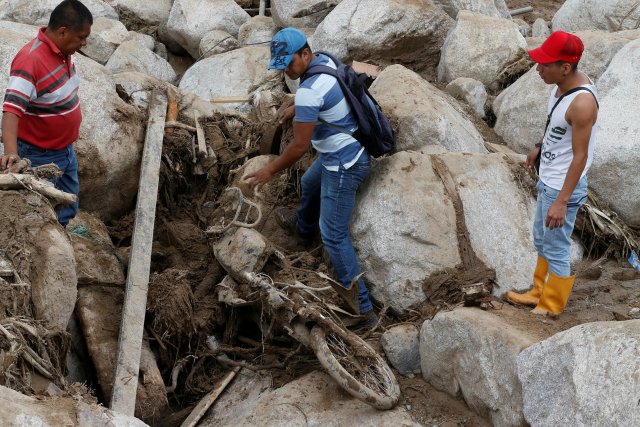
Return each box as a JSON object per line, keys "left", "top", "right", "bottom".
{"left": 295, "top": 54, "right": 364, "bottom": 171}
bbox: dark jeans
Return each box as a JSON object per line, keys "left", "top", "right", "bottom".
{"left": 296, "top": 152, "right": 373, "bottom": 313}
{"left": 18, "top": 140, "right": 79, "bottom": 226}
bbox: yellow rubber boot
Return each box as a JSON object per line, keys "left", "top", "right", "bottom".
{"left": 531, "top": 272, "right": 575, "bottom": 315}
{"left": 506, "top": 256, "right": 548, "bottom": 307}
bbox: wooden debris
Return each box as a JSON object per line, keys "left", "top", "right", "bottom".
{"left": 179, "top": 367, "right": 241, "bottom": 427}
{"left": 510, "top": 6, "right": 533, "bottom": 16}
{"left": 0, "top": 173, "right": 76, "bottom": 206}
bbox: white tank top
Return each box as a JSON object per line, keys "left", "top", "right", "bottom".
{"left": 539, "top": 80, "right": 598, "bottom": 190}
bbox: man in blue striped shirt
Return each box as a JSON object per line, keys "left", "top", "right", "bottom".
{"left": 247, "top": 28, "right": 376, "bottom": 328}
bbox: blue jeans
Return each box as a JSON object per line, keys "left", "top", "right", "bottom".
{"left": 297, "top": 153, "right": 373, "bottom": 313}
{"left": 533, "top": 177, "right": 587, "bottom": 277}
{"left": 18, "top": 140, "right": 79, "bottom": 227}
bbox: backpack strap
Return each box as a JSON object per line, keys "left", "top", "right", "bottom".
{"left": 545, "top": 86, "right": 599, "bottom": 133}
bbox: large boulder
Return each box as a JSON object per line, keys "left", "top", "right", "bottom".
{"left": 105, "top": 39, "right": 177, "bottom": 82}
{"left": 73, "top": 54, "right": 147, "bottom": 222}
{"left": 77, "top": 286, "right": 168, "bottom": 422}
{"left": 271, "top": 0, "right": 336, "bottom": 28}
{"left": 381, "top": 324, "right": 421, "bottom": 377}
{"left": 0, "top": 19, "right": 38, "bottom": 38}
{"left": 0, "top": 191, "right": 77, "bottom": 330}
{"left": 179, "top": 46, "right": 276, "bottom": 104}
{"left": 238, "top": 15, "right": 277, "bottom": 45}
{"left": 552, "top": 0, "right": 640, "bottom": 32}
{"left": 67, "top": 211, "right": 125, "bottom": 287}
{"left": 81, "top": 17, "right": 129, "bottom": 65}
{"left": 589, "top": 38, "right": 640, "bottom": 226}
{"left": 517, "top": 320, "right": 640, "bottom": 426}
{"left": 369, "top": 65, "right": 486, "bottom": 153}
{"left": 313, "top": 0, "right": 453, "bottom": 72}
{"left": 421, "top": 307, "right": 538, "bottom": 427}
{"left": 437, "top": 11, "right": 527, "bottom": 89}
{"left": 166, "top": 0, "right": 250, "bottom": 58}
{"left": 493, "top": 31, "right": 635, "bottom": 155}
{"left": 104, "top": 0, "right": 173, "bottom": 29}
{"left": 446, "top": 77, "right": 488, "bottom": 118}
{"left": 352, "top": 152, "right": 461, "bottom": 314}
{"left": 199, "top": 30, "right": 239, "bottom": 58}
{"left": 0, "top": 0, "right": 118, "bottom": 25}
{"left": 201, "top": 370, "right": 419, "bottom": 426}
{"left": 353, "top": 151, "right": 541, "bottom": 314}
{"left": 0, "top": 385, "right": 148, "bottom": 426}
{"left": 112, "top": 71, "right": 178, "bottom": 110}
{"left": 432, "top": 0, "right": 511, "bottom": 20}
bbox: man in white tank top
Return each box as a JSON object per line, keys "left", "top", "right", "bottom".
{"left": 506, "top": 31, "right": 599, "bottom": 315}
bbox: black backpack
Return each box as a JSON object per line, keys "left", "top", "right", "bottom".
{"left": 300, "top": 51, "right": 395, "bottom": 158}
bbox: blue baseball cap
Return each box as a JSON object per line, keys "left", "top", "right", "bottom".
{"left": 269, "top": 27, "right": 307, "bottom": 70}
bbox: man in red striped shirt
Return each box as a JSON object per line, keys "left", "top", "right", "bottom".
{"left": 1, "top": 0, "right": 92, "bottom": 226}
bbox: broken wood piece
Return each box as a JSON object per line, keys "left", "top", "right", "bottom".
{"left": 193, "top": 111, "right": 208, "bottom": 157}
{"left": 510, "top": 6, "right": 533, "bottom": 16}
{"left": 352, "top": 61, "right": 380, "bottom": 78}
{"left": 211, "top": 96, "right": 251, "bottom": 104}
{"left": 0, "top": 173, "right": 76, "bottom": 206}
{"left": 165, "top": 121, "right": 196, "bottom": 133}
{"left": 166, "top": 90, "right": 179, "bottom": 135}
{"left": 179, "top": 367, "right": 241, "bottom": 427}
{"left": 110, "top": 90, "right": 168, "bottom": 417}
{"left": 259, "top": 0, "right": 266, "bottom": 16}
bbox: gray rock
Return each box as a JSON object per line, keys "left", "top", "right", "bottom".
{"left": 352, "top": 152, "right": 461, "bottom": 314}
{"left": 179, "top": 46, "right": 275, "bottom": 105}
{"left": 0, "top": 19, "right": 38, "bottom": 38}
{"left": 0, "top": 191, "right": 77, "bottom": 331}
{"left": 106, "top": 0, "right": 172, "bottom": 27}
{"left": 112, "top": 71, "right": 178, "bottom": 110}
{"left": 421, "top": 307, "right": 538, "bottom": 427}
{"left": 199, "top": 30, "right": 240, "bottom": 58}
{"left": 437, "top": 11, "right": 527, "bottom": 90}
{"left": 271, "top": 0, "right": 337, "bottom": 28}
{"left": 105, "top": 39, "right": 177, "bottom": 83}
{"left": 214, "top": 228, "right": 272, "bottom": 280}
{"left": 201, "top": 370, "right": 419, "bottom": 426}
{"left": 0, "top": 385, "right": 148, "bottom": 426}
{"left": 81, "top": 17, "right": 129, "bottom": 65}
{"left": 126, "top": 31, "right": 156, "bottom": 51}
{"left": 238, "top": 15, "right": 277, "bottom": 46}
{"left": 517, "top": 320, "right": 640, "bottom": 426}
{"left": 68, "top": 211, "right": 125, "bottom": 287}
{"left": 166, "top": 0, "right": 250, "bottom": 58}
{"left": 313, "top": 0, "right": 453, "bottom": 71}
{"left": 381, "top": 325, "right": 421, "bottom": 376}
{"left": 446, "top": 77, "right": 488, "bottom": 118}
{"left": 531, "top": 18, "right": 550, "bottom": 38}
{"left": 589, "top": 38, "right": 640, "bottom": 227}
{"left": 0, "top": 0, "right": 118, "bottom": 26}
{"left": 432, "top": 0, "right": 511, "bottom": 19}
{"left": 369, "top": 65, "right": 486, "bottom": 153}
{"left": 552, "top": 0, "right": 640, "bottom": 32}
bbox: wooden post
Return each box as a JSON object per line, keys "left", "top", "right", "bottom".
{"left": 110, "top": 90, "right": 168, "bottom": 416}
{"left": 259, "top": 0, "right": 266, "bottom": 16}
{"left": 510, "top": 6, "right": 533, "bottom": 16}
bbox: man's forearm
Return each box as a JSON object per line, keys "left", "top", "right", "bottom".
{"left": 1, "top": 112, "right": 20, "bottom": 154}
{"left": 557, "top": 155, "right": 587, "bottom": 204}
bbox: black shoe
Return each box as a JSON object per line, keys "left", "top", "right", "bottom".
{"left": 351, "top": 310, "right": 379, "bottom": 332}
{"left": 274, "top": 207, "right": 297, "bottom": 234}
{"left": 275, "top": 207, "right": 314, "bottom": 247}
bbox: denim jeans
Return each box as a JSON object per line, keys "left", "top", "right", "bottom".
{"left": 18, "top": 140, "right": 79, "bottom": 226}
{"left": 533, "top": 177, "right": 587, "bottom": 277}
{"left": 296, "top": 153, "right": 373, "bottom": 313}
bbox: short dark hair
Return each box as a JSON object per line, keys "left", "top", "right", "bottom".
{"left": 48, "top": 0, "right": 93, "bottom": 32}
{"left": 295, "top": 43, "right": 311, "bottom": 56}
{"left": 557, "top": 61, "right": 578, "bottom": 71}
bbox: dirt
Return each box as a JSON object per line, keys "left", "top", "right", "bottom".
{"left": 506, "top": 0, "right": 564, "bottom": 24}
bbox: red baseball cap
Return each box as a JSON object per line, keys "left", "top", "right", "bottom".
{"left": 528, "top": 31, "right": 584, "bottom": 64}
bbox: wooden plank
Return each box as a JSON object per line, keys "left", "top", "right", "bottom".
{"left": 193, "top": 111, "right": 207, "bottom": 157}
{"left": 259, "top": 0, "right": 266, "bottom": 16}
{"left": 180, "top": 367, "right": 241, "bottom": 427}
{"left": 110, "top": 90, "right": 168, "bottom": 416}
{"left": 510, "top": 6, "right": 533, "bottom": 16}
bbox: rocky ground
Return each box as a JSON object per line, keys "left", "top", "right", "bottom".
{"left": 1, "top": 0, "right": 640, "bottom": 426}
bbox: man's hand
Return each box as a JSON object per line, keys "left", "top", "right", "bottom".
{"left": 525, "top": 146, "right": 540, "bottom": 171}
{"left": 244, "top": 166, "right": 274, "bottom": 188}
{"left": 278, "top": 105, "right": 295, "bottom": 124}
{"left": 0, "top": 153, "right": 21, "bottom": 173}
{"left": 546, "top": 199, "right": 567, "bottom": 229}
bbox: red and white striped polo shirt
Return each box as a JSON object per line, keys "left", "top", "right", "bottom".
{"left": 3, "top": 27, "right": 82, "bottom": 150}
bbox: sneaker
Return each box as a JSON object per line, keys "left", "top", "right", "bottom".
{"left": 274, "top": 207, "right": 297, "bottom": 234}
